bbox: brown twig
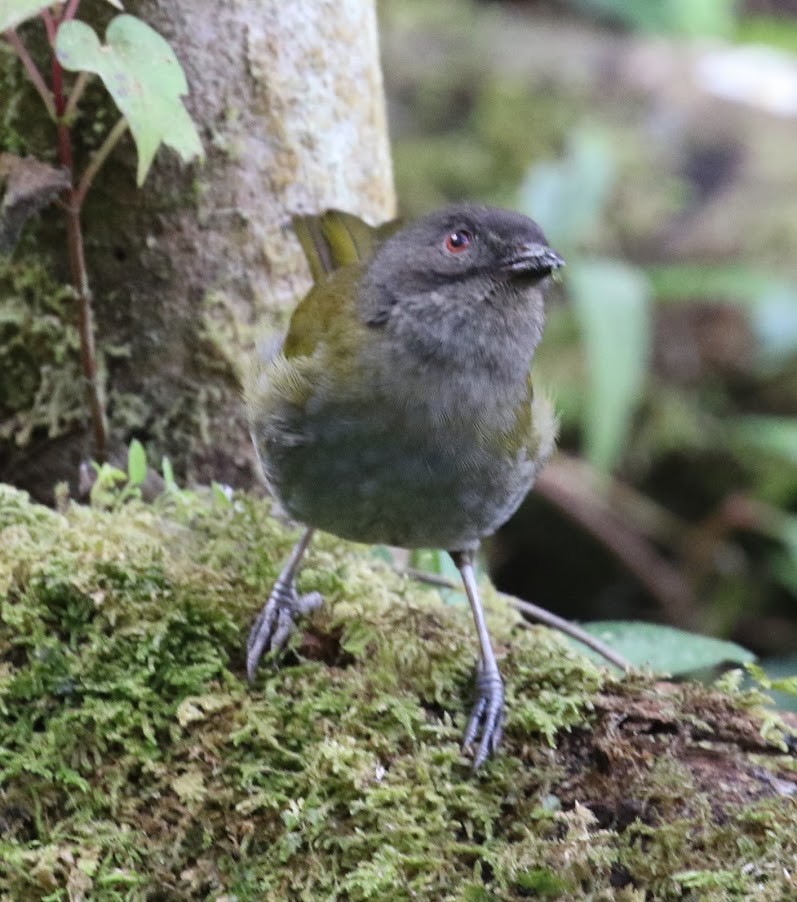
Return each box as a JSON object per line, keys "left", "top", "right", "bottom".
{"left": 406, "top": 569, "right": 631, "bottom": 671}
{"left": 536, "top": 456, "right": 698, "bottom": 628}
{"left": 559, "top": 454, "right": 741, "bottom": 572}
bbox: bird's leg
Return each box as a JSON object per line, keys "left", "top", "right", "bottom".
{"left": 246, "top": 527, "right": 322, "bottom": 680}
{"left": 450, "top": 548, "right": 505, "bottom": 768}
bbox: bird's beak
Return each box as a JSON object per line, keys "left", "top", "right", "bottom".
{"left": 504, "top": 243, "right": 565, "bottom": 278}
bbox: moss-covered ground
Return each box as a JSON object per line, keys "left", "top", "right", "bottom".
{"left": 0, "top": 484, "right": 795, "bottom": 900}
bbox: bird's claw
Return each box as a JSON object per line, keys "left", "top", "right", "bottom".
{"left": 246, "top": 578, "right": 323, "bottom": 681}
{"left": 462, "top": 667, "right": 505, "bottom": 769}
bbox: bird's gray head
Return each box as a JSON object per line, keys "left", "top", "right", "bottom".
{"left": 359, "top": 204, "right": 564, "bottom": 369}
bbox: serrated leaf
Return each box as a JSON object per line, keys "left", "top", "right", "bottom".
{"left": 127, "top": 438, "right": 146, "bottom": 485}
{"left": 0, "top": 0, "right": 50, "bottom": 32}
{"left": 567, "top": 259, "right": 652, "bottom": 471}
{"left": 55, "top": 15, "right": 202, "bottom": 185}
{"left": 576, "top": 621, "right": 755, "bottom": 675}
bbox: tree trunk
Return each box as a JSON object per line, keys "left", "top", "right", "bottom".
{"left": 0, "top": 0, "right": 395, "bottom": 499}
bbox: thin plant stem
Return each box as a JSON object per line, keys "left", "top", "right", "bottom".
{"left": 41, "top": 9, "right": 57, "bottom": 45}
{"left": 62, "top": 0, "right": 82, "bottom": 21}
{"left": 74, "top": 117, "right": 128, "bottom": 209}
{"left": 5, "top": 29, "right": 56, "bottom": 118}
{"left": 63, "top": 70, "right": 92, "bottom": 122}
{"left": 51, "top": 50, "right": 109, "bottom": 461}
{"left": 504, "top": 594, "right": 631, "bottom": 672}
{"left": 405, "top": 568, "right": 632, "bottom": 672}
{"left": 68, "top": 206, "right": 107, "bottom": 461}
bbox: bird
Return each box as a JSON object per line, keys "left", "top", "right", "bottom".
{"left": 245, "top": 204, "right": 563, "bottom": 767}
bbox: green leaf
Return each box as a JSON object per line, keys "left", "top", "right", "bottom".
{"left": 520, "top": 127, "right": 615, "bottom": 250}
{"left": 211, "top": 482, "right": 233, "bottom": 507}
{"left": 645, "top": 263, "right": 780, "bottom": 304}
{"left": 567, "top": 259, "right": 652, "bottom": 471}
{"left": 55, "top": 15, "right": 202, "bottom": 185}
{"left": 161, "top": 455, "right": 176, "bottom": 489}
{"left": 127, "top": 438, "right": 147, "bottom": 486}
{"left": 0, "top": 1, "right": 50, "bottom": 32}
{"left": 576, "top": 621, "right": 755, "bottom": 675}
{"left": 570, "top": 0, "right": 734, "bottom": 35}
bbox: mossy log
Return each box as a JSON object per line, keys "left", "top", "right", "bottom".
{"left": 0, "top": 485, "right": 795, "bottom": 900}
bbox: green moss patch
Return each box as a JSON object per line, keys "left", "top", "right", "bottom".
{"left": 0, "top": 485, "right": 794, "bottom": 899}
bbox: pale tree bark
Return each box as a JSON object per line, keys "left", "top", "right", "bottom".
{"left": 0, "top": 0, "right": 395, "bottom": 498}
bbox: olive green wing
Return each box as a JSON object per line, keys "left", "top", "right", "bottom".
{"left": 292, "top": 209, "right": 401, "bottom": 280}
{"left": 247, "top": 211, "right": 399, "bottom": 415}
{"left": 246, "top": 267, "right": 368, "bottom": 419}
{"left": 282, "top": 264, "right": 368, "bottom": 360}
{"left": 283, "top": 210, "right": 401, "bottom": 361}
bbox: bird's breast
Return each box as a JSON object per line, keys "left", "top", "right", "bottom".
{"left": 258, "top": 355, "right": 539, "bottom": 550}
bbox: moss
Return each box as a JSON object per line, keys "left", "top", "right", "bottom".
{"left": 0, "top": 258, "right": 84, "bottom": 445}
{"left": 0, "top": 485, "right": 795, "bottom": 899}
{"left": 0, "top": 36, "right": 55, "bottom": 160}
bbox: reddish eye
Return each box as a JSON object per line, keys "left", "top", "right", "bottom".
{"left": 444, "top": 229, "right": 472, "bottom": 254}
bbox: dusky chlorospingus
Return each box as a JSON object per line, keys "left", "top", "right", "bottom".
{"left": 246, "top": 205, "right": 563, "bottom": 767}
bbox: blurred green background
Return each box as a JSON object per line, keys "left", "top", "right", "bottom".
{"left": 379, "top": 0, "right": 797, "bottom": 677}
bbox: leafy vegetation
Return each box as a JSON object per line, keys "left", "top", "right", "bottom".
{"left": 1, "top": 1, "right": 201, "bottom": 462}
{"left": 576, "top": 621, "right": 755, "bottom": 674}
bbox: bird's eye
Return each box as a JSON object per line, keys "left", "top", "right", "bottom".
{"left": 444, "top": 229, "right": 473, "bottom": 254}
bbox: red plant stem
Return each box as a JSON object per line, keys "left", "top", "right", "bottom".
{"left": 52, "top": 47, "right": 108, "bottom": 461}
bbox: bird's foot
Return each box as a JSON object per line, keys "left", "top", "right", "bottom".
{"left": 246, "top": 578, "right": 323, "bottom": 681}
{"left": 462, "top": 665, "right": 505, "bottom": 769}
